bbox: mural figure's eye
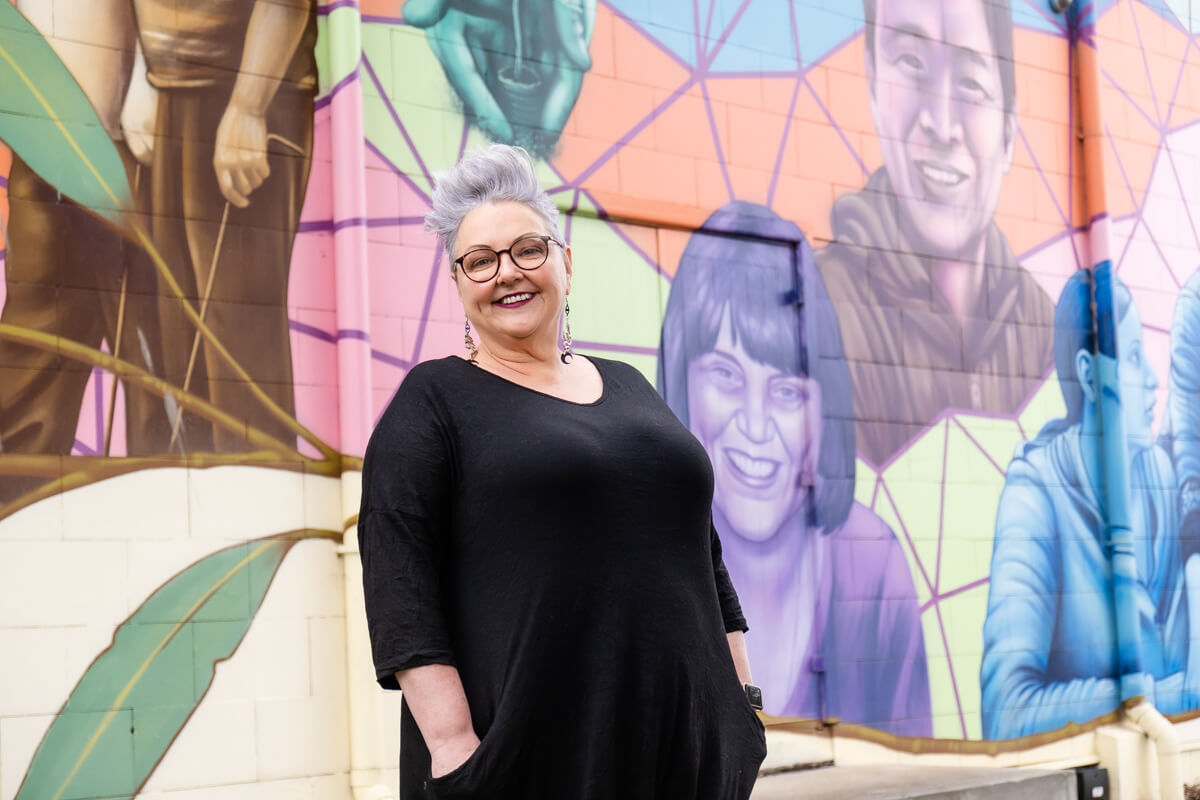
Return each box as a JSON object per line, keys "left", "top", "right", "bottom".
{"left": 708, "top": 361, "right": 743, "bottom": 391}
{"left": 897, "top": 53, "right": 924, "bottom": 73}
{"left": 771, "top": 379, "right": 809, "bottom": 408}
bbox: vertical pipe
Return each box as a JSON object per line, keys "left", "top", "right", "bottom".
{"left": 1073, "top": 9, "right": 1181, "bottom": 799}
{"left": 324, "top": 4, "right": 393, "bottom": 799}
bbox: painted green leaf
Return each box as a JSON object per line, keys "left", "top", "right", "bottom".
{"left": 0, "top": 2, "right": 133, "bottom": 223}
{"left": 15, "top": 538, "right": 294, "bottom": 800}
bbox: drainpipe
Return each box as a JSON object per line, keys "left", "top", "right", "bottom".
{"left": 1073, "top": 8, "right": 1182, "bottom": 799}
{"left": 324, "top": 3, "right": 395, "bottom": 799}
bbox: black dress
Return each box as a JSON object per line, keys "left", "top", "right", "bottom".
{"left": 358, "top": 355, "right": 767, "bottom": 799}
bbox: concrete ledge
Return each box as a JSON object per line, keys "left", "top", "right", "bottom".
{"left": 752, "top": 764, "right": 1077, "bottom": 800}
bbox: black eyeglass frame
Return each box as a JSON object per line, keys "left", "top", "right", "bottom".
{"left": 452, "top": 235, "right": 564, "bottom": 283}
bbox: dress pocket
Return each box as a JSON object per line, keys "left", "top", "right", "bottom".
{"left": 426, "top": 736, "right": 491, "bottom": 799}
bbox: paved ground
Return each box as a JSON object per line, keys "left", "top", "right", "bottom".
{"left": 751, "top": 764, "right": 1077, "bottom": 800}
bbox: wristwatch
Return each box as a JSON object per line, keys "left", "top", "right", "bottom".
{"left": 744, "top": 682, "right": 763, "bottom": 711}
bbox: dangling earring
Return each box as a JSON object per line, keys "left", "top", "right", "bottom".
{"left": 464, "top": 318, "right": 478, "bottom": 362}
{"left": 560, "top": 299, "right": 574, "bottom": 364}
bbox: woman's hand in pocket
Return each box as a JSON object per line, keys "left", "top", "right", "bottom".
{"left": 430, "top": 730, "right": 481, "bottom": 779}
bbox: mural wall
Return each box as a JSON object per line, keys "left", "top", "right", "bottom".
{"left": 4, "top": 0, "right": 1200, "bottom": 796}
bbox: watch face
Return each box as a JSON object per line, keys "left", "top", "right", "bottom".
{"left": 745, "top": 683, "right": 763, "bottom": 711}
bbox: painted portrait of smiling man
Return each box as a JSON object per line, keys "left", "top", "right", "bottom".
{"left": 816, "top": 0, "right": 1055, "bottom": 466}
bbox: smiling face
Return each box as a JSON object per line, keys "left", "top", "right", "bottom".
{"left": 868, "top": 0, "right": 1014, "bottom": 260}
{"left": 452, "top": 200, "right": 571, "bottom": 352}
{"left": 686, "top": 312, "right": 821, "bottom": 542}
{"left": 1114, "top": 303, "right": 1158, "bottom": 451}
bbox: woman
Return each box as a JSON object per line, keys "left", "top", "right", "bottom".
{"left": 658, "top": 201, "right": 931, "bottom": 736}
{"left": 358, "top": 145, "right": 766, "bottom": 799}
{"left": 980, "top": 266, "right": 1195, "bottom": 739}
{"left": 657, "top": 201, "right": 926, "bottom": 738}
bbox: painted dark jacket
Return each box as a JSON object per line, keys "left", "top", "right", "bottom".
{"left": 815, "top": 168, "right": 1055, "bottom": 467}
{"left": 980, "top": 428, "right": 1189, "bottom": 740}
{"left": 749, "top": 502, "right": 933, "bottom": 737}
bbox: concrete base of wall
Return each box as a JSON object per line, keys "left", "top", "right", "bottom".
{"left": 752, "top": 765, "right": 1076, "bottom": 800}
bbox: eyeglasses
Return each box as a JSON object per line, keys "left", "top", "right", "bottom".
{"left": 453, "top": 235, "right": 562, "bottom": 283}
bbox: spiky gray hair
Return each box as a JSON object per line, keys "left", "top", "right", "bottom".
{"left": 424, "top": 144, "right": 563, "bottom": 271}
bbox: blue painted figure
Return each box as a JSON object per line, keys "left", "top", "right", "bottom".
{"left": 981, "top": 267, "right": 1200, "bottom": 739}
{"left": 659, "top": 202, "right": 931, "bottom": 736}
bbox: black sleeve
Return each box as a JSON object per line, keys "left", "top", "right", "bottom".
{"left": 710, "top": 521, "right": 748, "bottom": 633}
{"left": 358, "top": 365, "right": 458, "bottom": 689}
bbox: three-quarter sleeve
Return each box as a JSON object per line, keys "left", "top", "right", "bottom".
{"left": 710, "top": 521, "right": 748, "bottom": 633}
{"left": 358, "top": 367, "right": 458, "bottom": 689}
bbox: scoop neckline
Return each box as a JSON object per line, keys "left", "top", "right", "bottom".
{"left": 450, "top": 354, "right": 609, "bottom": 407}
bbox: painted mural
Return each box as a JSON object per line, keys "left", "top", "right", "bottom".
{"left": 6, "top": 0, "right": 1200, "bottom": 796}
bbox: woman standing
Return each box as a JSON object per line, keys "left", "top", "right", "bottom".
{"left": 358, "top": 145, "right": 766, "bottom": 798}
{"left": 658, "top": 201, "right": 931, "bottom": 736}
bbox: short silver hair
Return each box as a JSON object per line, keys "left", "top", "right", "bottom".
{"left": 424, "top": 144, "right": 563, "bottom": 270}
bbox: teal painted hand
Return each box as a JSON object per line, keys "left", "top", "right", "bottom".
{"left": 405, "top": 0, "right": 595, "bottom": 155}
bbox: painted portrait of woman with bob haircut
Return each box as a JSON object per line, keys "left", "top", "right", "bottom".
{"left": 658, "top": 201, "right": 932, "bottom": 736}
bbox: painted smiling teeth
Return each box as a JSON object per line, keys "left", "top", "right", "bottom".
{"left": 726, "top": 448, "right": 780, "bottom": 479}
{"left": 919, "top": 162, "right": 965, "bottom": 186}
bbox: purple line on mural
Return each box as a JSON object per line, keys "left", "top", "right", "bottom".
{"left": 868, "top": 473, "right": 882, "bottom": 511}
{"left": 585, "top": 192, "right": 674, "bottom": 281}
{"left": 409, "top": 241, "right": 445, "bottom": 363}
{"left": 933, "top": 601, "right": 969, "bottom": 738}
{"left": 372, "top": 347, "right": 411, "bottom": 370}
{"left": 1105, "top": 125, "right": 1141, "bottom": 211}
{"left": 767, "top": 77, "right": 803, "bottom": 206}
{"left": 699, "top": 0, "right": 754, "bottom": 72}
{"left": 881, "top": 481, "right": 936, "bottom": 599}
{"left": 457, "top": 118, "right": 470, "bottom": 163}
{"left": 950, "top": 419, "right": 1009, "bottom": 478}
{"left": 318, "top": 0, "right": 358, "bottom": 14}
{"left": 920, "top": 577, "right": 990, "bottom": 615}
{"left": 1022, "top": 0, "right": 1070, "bottom": 36}
{"left": 1143, "top": 322, "right": 1171, "bottom": 335}
{"left": 1101, "top": 67, "right": 1160, "bottom": 132}
{"left": 802, "top": 75, "right": 870, "bottom": 178}
{"left": 73, "top": 438, "right": 98, "bottom": 457}
{"left": 93, "top": 367, "right": 105, "bottom": 455}
{"left": 364, "top": 138, "right": 433, "bottom": 205}
{"left": 337, "top": 328, "right": 371, "bottom": 342}
{"left": 362, "top": 14, "right": 404, "bottom": 25}
{"left": 315, "top": 62, "right": 362, "bottom": 112}
{"left": 703, "top": 0, "right": 718, "bottom": 56}
{"left": 296, "top": 215, "right": 425, "bottom": 234}
{"left": 1016, "top": 224, "right": 1090, "bottom": 265}
{"left": 564, "top": 192, "right": 578, "bottom": 243}
{"left": 700, "top": 80, "right": 736, "bottom": 201}
{"left": 787, "top": 0, "right": 802, "bottom": 63}
{"left": 597, "top": 1, "right": 693, "bottom": 73}
{"left": 572, "top": 76, "right": 697, "bottom": 186}
{"left": 1016, "top": 125, "right": 1071, "bottom": 229}
{"left": 934, "top": 420, "right": 951, "bottom": 594}
{"left": 0, "top": 175, "right": 7, "bottom": 189}
{"left": 1126, "top": 0, "right": 1164, "bottom": 128}
{"left": 290, "top": 319, "right": 336, "bottom": 343}
{"left": 362, "top": 53, "right": 435, "bottom": 189}
{"left": 1159, "top": 147, "right": 1199, "bottom": 286}
{"left": 704, "top": 69, "right": 805, "bottom": 80}
{"left": 573, "top": 339, "right": 658, "bottom": 356}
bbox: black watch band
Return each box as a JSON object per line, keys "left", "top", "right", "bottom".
{"left": 744, "top": 682, "right": 763, "bottom": 711}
